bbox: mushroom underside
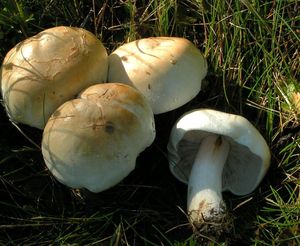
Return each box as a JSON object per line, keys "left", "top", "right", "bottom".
{"left": 170, "top": 130, "right": 263, "bottom": 195}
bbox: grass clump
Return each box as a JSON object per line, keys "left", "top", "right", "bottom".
{"left": 0, "top": 0, "right": 299, "bottom": 245}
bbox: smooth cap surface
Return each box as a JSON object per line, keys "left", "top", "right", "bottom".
{"left": 167, "top": 109, "right": 271, "bottom": 195}
{"left": 108, "top": 37, "right": 207, "bottom": 114}
{"left": 42, "top": 83, "right": 155, "bottom": 192}
{"left": 1, "top": 26, "right": 108, "bottom": 129}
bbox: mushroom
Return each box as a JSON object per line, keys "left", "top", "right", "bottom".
{"left": 1, "top": 26, "right": 108, "bottom": 129}
{"left": 108, "top": 37, "right": 207, "bottom": 114}
{"left": 42, "top": 83, "right": 155, "bottom": 192}
{"left": 167, "top": 109, "right": 271, "bottom": 232}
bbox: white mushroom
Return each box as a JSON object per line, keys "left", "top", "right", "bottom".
{"left": 42, "top": 83, "right": 155, "bottom": 192}
{"left": 1, "top": 26, "right": 108, "bottom": 129}
{"left": 108, "top": 37, "right": 207, "bottom": 114}
{"left": 167, "top": 109, "right": 271, "bottom": 231}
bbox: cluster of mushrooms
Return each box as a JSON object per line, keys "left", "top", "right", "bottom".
{"left": 0, "top": 26, "right": 271, "bottom": 234}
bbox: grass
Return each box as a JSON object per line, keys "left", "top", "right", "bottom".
{"left": 0, "top": 0, "right": 299, "bottom": 245}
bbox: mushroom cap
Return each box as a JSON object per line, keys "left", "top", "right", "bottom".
{"left": 167, "top": 109, "right": 271, "bottom": 195}
{"left": 108, "top": 37, "right": 207, "bottom": 114}
{"left": 42, "top": 83, "right": 156, "bottom": 193}
{"left": 1, "top": 26, "right": 108, "bottom": 129}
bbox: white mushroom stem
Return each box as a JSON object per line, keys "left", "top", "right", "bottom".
{"left": 187, "top": 135, "right": 230, "bottom": 225}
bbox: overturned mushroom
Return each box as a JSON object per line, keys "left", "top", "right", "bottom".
{"left": 167, "top": 109, "right": 271, "bottom": 233}
{"left": 1, "top": 26, "right": 108, "bottom": 129}
{"left": 42, "top": 83, "right": 155, "bottom": 192}
{"left": 108, "top": 37, "right": 207, "bottom": 114}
